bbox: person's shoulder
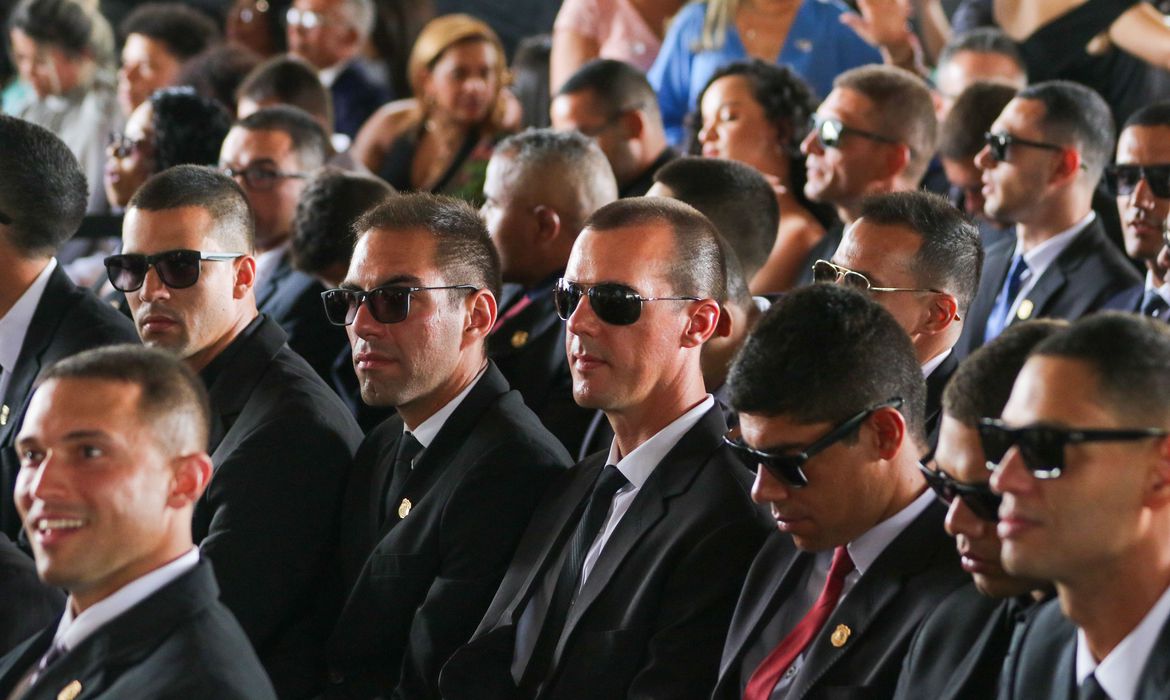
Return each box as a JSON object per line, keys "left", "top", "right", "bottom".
{"left": 362, "top": 99, "right": 422, "bottom": 138}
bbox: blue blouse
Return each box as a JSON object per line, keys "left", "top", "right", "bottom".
{"left": 648, "top": 0, "right": 882, "bottom": 145}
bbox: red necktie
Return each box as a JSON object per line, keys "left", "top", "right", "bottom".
{"left": 744, "top": 546, "right": 856, "bottom": 700}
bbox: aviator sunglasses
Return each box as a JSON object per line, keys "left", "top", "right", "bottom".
{"left": 1104, "top": 163, "right": 1170, "bottom": 199}
{"left": 104, "top": 250, "right": 245, "bottom": 292}
{"left": 977, "top": 418, "right": 1169, "bottom": 479}
{"left": 812, "top": 260, "right": 945, "bottom": 296}
{"left": 918, "top": 452, "right": 1001, "bottom": 522}
{"left": 553, "top": 278, "right": 699, "bottom": 326}
{"left": 723, "top": 398, "right": 903, "bottom": 488}
{"left": 320, "top": 284, "right": 477, "bottom": 326}
{"left": 810, "top": 114, "right": 901, "bottom": 150}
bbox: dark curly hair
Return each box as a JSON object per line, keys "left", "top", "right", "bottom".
{"left": 292, "top": 167, "right": 395, "bottom": 276}
{"left": 119, "top": 2, "right": 220, "bottom": 61}
{"left": 149, "top": 87, "right": 233, "bottom": 172}
{"left": 7, "top": 0, "right": 94, "bottom": 56}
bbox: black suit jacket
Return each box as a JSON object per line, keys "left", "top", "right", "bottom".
{"left": 489, "top": 288, "right": 593, "bottom": 454}
{"left": 195, "top": 315, "right": 363, "bottom": 699}
{"left": 330, "top": 61, "right": 392, "bottom": 139}
{"left": 255, "top": 251, "right": 348, "bottom": 386}
{"left": 1101, "top": 283, "right": 1143, "bottom": 313}
{"left": 0, "top": 265, "right": 138, "bottom": 539}
{"left": 326, "top": 363, "right": 570, "bottom": 699}
{"left": 955, "top": 218, "right": 1141, "bottom": 358}
{"left": 713, "top": 500, "right": 968, "bottom": 700}
{"left": 0, "top": 533, "right": 62, "bottom": 657}
{"left": 924, "top": 351, "right": 958, "bottom": 450}
{"left": 0, "top": 559, "right": 276, "bottom": 699}
{"left": 440, "top": 404, "right": 772, "bottom": 700}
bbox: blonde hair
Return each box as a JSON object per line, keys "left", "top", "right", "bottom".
{"left": 407, "top": 14, "right": 511, "bottom": 128}
{"left": 698, "top": 0, "right": 739, "bottom": 52}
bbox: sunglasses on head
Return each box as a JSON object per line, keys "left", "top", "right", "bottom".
{"left": 977, "top": 418, "right": 1169, "bottom": 479}
{"left": 810, "top": 114, "right": 901, "bottom": 150}
{"left": 982, "top": 132, "right": 1066, "bottom": 163}
{"left": 321, "top": 284, "right": 477, "bottom": 326}
{"left": 553, "top": 279, "right": 700, "bottom": 326}
{"left": 812, "top": 260, "right": 944, "bottom": 296}
{"left": 723, "top": 398, "right": 904, "bottom": 488}
{"left": 104, "top": 250, "right": 245, "bottom": 292}
{"left": 917, "top": 454, "right": 1001, "bottom": 522}
{"left": 1104, "top": 163, "right": 1170, "bottom": 199}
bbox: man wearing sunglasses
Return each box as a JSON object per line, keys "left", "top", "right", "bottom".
{"left": 0, "top": 116, "right": 138, "bottom": 542}
{"left": 442, "top": 198, "right": 770, "bottom": 699}
{"left": 713, "top": 284, "right": 967, "bottom": 700}
{"left": 114, "top": 165, "right": 362, "bottom": 698}
{"left": 894, "top": 321, "right": 1062, "bottom": 700}
{"left": 323, "top": 193, "right": 570, "bottom": 699}
{"left": 957, "top": 81, "right": 1139, "bottom": 357}
{"left": 1102, "top": 102, "right": 1170, "bottom": 319}
{"left": 992, "top": 314, "right": 1170, "bottom": 699}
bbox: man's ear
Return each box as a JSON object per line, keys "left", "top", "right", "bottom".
{"left": 867, "top": 407, "right": 906, "bottom": 460}
{"left": 1144, "top": 434, "right": 1170, "bottom": 509}
{"left": 681, "top": 299, "right": 722, "bottom": 348}
{"left": 234, "top": 256, "right": 257, "bottom": 299}
{"left": 463, "top": 288, "right": 497, "bottom": 345}
{"left": 885, "top": 143, "right": 912, "bottom": 181}
{"left": 620, "top": 109, "right": 645, "bottom": 140}
{"left": 918, "top": 292, "right": 960, "bottom": 335}
{"left": 169, "top": 452, "right": 212, "bottom": 508}
{"left": 533, "top": 205, "right": 561, "bottom": 244}
{"left": 1050, "top": 148, "right": 1083, "bottom": 186}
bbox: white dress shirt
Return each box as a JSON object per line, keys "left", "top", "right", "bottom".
{"left": 0, "top": 258, "right": 57, "bottom": 404}
{"left": 404, "top": 364, "right": 488, "bottom": 450}
{"left": 1144, "top": 270, "right": 1170, "bottom": 308}
{"left": 1005, "top": 212, "right": 1095, "bottom": 322}
{"left": 1076, "top": 580, "right": 1170, "bottom": 700}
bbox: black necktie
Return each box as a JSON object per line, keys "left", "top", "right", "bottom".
{"left": 521, "top": 465, "right": 628, "bottom": 692}
{"left": 383, "top": 432, "right": 423, "bottom": 524}
{"left": 1141, "top": 290, "right": 1169, "bottom": 319}
{"left": 27, "top": 643, "right": 65, "bottom": 688}
{"left": 1079, "top": 672, "right": 1110, "bottom": 700}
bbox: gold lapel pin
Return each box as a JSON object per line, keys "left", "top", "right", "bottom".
{"left": 830, "top": 624, "right": 851, "bottom": 648}
{"left": 57, "top": 680, "right": 82, "bottom": 700}
{"left": 398, "top": 498, "right": 412, "bottom": 519}
{"left": 0, "top": 404, "right": 8, "bottom": 426}
{"left": 510, "top": 330, "right": 529, "bottom": 349}
{"left": 1017, "top": 299, "right": 1034, "bottom": 320}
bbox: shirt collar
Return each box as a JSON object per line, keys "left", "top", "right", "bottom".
{"left": 1144, "top": 270, "right": 1170, "bottom": 305}
{"left": 920, "top": 348, "right": 952, "bottom": 379}
{"left": 1014, "top": 212, "right": 1095, "bottom": 279}
{"left": 603, "top": 395, "right": 716, "bottom": 489}
{"left": 253, "top": 243, "right": 288, "bottom": 289}
{"left": 317, "top": 60, "right": 349, "bottom": 88}
{"left": 1076, "top": 580, "right": 1170, "bottom": 700}
{"left": 847, "top": 487, "right": 934, "bottom": 576}
{"left": 406, "top": 363, "right": 488, "bottom": 448}
{"left": 0, "top": 258, "right": 57, "bottom": 377}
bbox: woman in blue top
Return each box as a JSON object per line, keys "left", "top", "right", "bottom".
{"left": 649, "top": 0, "right": 883, "bottom": 145}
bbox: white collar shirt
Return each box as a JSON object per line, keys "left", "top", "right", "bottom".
{"left": 404, "top": 363, "right": 488, "bottom": 449}
{"left": 1075, "top": 580, "right": 1170, "bottom": 700}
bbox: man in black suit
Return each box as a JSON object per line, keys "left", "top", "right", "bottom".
{"left": 993, "top": 314, "right": 1170, "bottom": 699}
{"left": 822, "top": 191, "right": 983, "bottom": 445}
{"left": 1, "top": 345, "right": 275, "bottom": 699}
{"left": 957, "top": 81, "right": 1141, "bottom": 357}
{"left": 323, "top": 193, "right": 571, "bottom": 698}
{"left": 441, "top": 197, "right": 772, "bottom": 699}
{"left": 220, "top": 105, "right": 348, "bottom": 383}
{"left": 894, "top": 320, "right": 1063, "bottom": 700}
{"left": 0, "top": 532, "right": 62, "bottom": 657}
{"left": 713, "top": 284, "right": 968, "bottom": 700}
{"left": 481, "top": 129, "right": 617, "bottom": 453}
{"left": 1101, "top": 102, "right": 1170, "bottom": 318}
{"left": 114, "top": 165, "right": 362, "bottom": 698}
{"left": 0, "top": 116, "right": 139, "bottom": 540}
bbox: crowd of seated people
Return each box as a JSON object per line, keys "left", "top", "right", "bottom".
{"left": 6, "top": 1, "right": 1170, "bottom": 698}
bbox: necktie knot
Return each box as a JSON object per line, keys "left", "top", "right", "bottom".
{"left": 1080, "top": 672, "right": 1111, "bottom": 700}
{"left": 397, "top": 432, "right": 423, "bottom": 466}
{"left": 1141, "top": 290, "right": 1169, "bottom": 319}
{"left": 592, "top": 464, "right": 628, "bottom": 502}
{"left": 827, "top": 546, "right": 855, "bottom": 583}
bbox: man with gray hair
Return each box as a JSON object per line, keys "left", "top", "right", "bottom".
{"left": 481, "top": 128, "right": 618, "bottom": 451}
{"left": 286, "top": 0, "right": 390, "bottom": 139}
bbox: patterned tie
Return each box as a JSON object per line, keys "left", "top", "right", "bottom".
{"left": 743, "top": 547, "right": 856, "bottom": 700}
{"left": 382, "top": 432, "right": 423, "bottom": 524}
{"left": 984, "top": 254, "right": 1029, "bottom": 343}
{"left": 1141, "top": 290, "right": 1169, "bottom": 319}
{"left": 1079, "top": 672, "right": 1110, "bottom": 700}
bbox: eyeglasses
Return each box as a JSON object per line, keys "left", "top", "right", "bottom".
{"left": 977, "top": 418, "right": 1169, "bottom": 479}
{"left": 810, "top": 114, "right": 901, "bottom": 150}
{"left": 553, "top": 279, "right": 700, "bottom": 326}
{"left": 1104, "top": 163, "right": 1170, "bottom": 199}
{"left": 222, "top": 164, "right": 308, "bottom": 191}
{"left": 104, "top": 250, "right": 246, "bottom": 292}
{"left": 286, "top": 7, "right": 342, "bottom": 29}
{"left": 107, "top": 131, "right": 148, "bottom": 159}
{"left": 982, "top": 132, "right": 1066, "bottom": 163}
{"left": 233, "top": 0, "right": 269, "bottom": 23}
{"left": 321, "top": 284, "right": 478, "bottom": 326}
{"left": 812, "top": 260, "right": 945, "bottom": 296}
{"left": 918, "top": 454, "right": 1002, "bottom": 522}
{"left": 723, "top": 398, "right": 904, "bottom": 488}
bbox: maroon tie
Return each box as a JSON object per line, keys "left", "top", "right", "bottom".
{"left": 491, "top": 294, "right": 533, "bottom": 333}
{"left": 744, "top": 546, "right": 856, "bottom": 700}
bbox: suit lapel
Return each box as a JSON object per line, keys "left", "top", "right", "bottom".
{"left": 254, "top": 252, "right": 291, "bottom": 311}
{"left": 964, "top": 241, "right": 1013, "bottom": 348}
{"left": 205, "top": 317, "right": 286, "bottom": 458}
{"left": 0, "top": 626, "right": 54, "bottom": 700}
{"left": 1137, "top": 609, "right": 1170, "bottom": 699}
{"left": 941, "top": 598, "right": 1016, "bottom": 699}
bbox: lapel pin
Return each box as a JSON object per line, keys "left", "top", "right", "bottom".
{"left": 830, "top": 624, "right": 851, "bottom": 648}
{"left": 57, "top": 680, "right": 82, "bottom": 700}
{"left": 0, "top": 404, "right": 8, "bottom": 426}
{"left": 795, "top": 39, "right": 813, "bottom": 52}
{"left": 398, "top": 498, "right": 412, "bottom": 519}
{"left": 1017, "top": 300, "right": 1034, "bottom": 320}
{"left": 510, "top": 330, "right": 529, "bottom": 349}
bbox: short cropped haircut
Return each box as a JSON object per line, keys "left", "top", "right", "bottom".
{"left": 834, "top": 65, "right": 938, "bottom": 185}
{"left": 38, "top": 344, "right": 211, "bottom": 453}
{"left": 292, "top": 167, "right": 394, "bottom": 276}
{"left": 937, "top": 27, "right": 1025, "bottom": 75}
{"left": 129, "top": 165, "right": 255, "bottom": 253}
{"left": 355, "top": 193, "right": 502, "bottom": 299}
{"left": 856, "top": 191, "right": 983, "bottom": 315}
{"left": 494, "top": 128, "right": 617, "bottom": 229}
{"left": 7, "top": 0, "right": 94, "bottom": 56}
{"left": 236, "top": 55, "right": 334, "bottom": 130}
{"left": 150, "top": 87, "right": 233, "bottom": 172}
{"left": 943, "top": 319, "right": 1066, "bottom": 425}
{"left": 557, "top": 59, "right": 661, "bottom": 121}
{"left": 236, "top": 105, "right": 330, "bottom": 170}
{"left": 0, "top": 115, "right": 87, "bottom": 257}
{"left": 119, "top": 2, "right": 220, "bottom": 61}
{"left": 728, "top": 284, "right": 926, "bottom": 442}
{"left": 1122, "top": 100, "right": 1170, "bottom": 130}
{"left": 177, "top": 43, "right": 262, "bottom": 116}
{"left": 939, "top": 81, "right": 1018, "bottom": 159}
{"left": 583, "top": 197, "right": 727, "bottom": 302}
{"left": 1031, "top": 313, "right": 1170, "bottom": 425}
{"left": 1017, "top": 80, "right": 1115, "bottom": 178}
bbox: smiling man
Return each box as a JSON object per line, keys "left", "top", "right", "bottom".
{"left": 0, "top": 345, "right": 274, "bottom": 699}
{"left": 713, "top": 284, "right": 967, "bottom": 700}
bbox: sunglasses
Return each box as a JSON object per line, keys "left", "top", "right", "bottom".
{"left": 286, "top": 7, "right": 343, "bottom": 29}
{"left": 107, "top": 131, "right": 149, "bottom": 159}
{"left": 812, "top": 260, "right": 944, "bottom": 296}
{"left": 723, "top": 398, "right": 903, "bottom": 488}
{"left": 553, "top": 279, "right": 700, "bottom": 326}
{"left": 810, "top": 114, "right": 901, "bottom": 150}
{"left": 977, "top": 418, "right": 1169, "bottom": 479}
{"left": 104, "top": 250, "right": 245, "bottom": 292}
{"left": 321, "top": 284, "right": 477, "bottom": 326}
{"left": 918, "top": 454, "right": 1002, "bottom": 522}
{"left": 222, "top": 163, "right": 308, "bottom": 191}
{"left": 1104, "top": 163, "right": 1170, "bottom": 199}
{"left": 982, "top": 132, "right": 1066, "bottom": 163}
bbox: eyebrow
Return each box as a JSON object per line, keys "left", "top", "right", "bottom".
{"left": 16, "top": 430, "right": 110, "bottom": 449}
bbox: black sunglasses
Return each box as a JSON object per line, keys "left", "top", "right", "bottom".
{"left": 107, "top": 131, "right": 149, "bottom": 159}
{"left": 1105, "top": 163, "right": 1170, "bottom": 199}
{"left": 321, "top": 284, "right": 477, "bottom": 326}
{"left": 723, "top": 398, "right": 904, "bottom": 488}
{"left": 104, "top": 250, "right": 245, "bottom": 292}
{"left": 811, "top": 114, "right": 901, "bottom": 150}
{"left": 222, "top": 163, "right": 308, "bottom": 191}
{"left": 918, "top": 454, "right": 1002, "bottom": 522}
{"left": 553, "top": 279, "right": 700, "bottom": 326}
{"left": 977, "top": 418, "right": 1169, "bottom": 479}
{"left": 983, "top": 132, "right": 1066, "bottom": 163}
